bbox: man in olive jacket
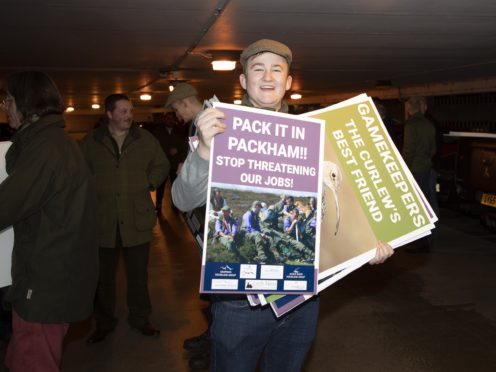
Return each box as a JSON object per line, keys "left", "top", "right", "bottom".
{"left": 0, "top": 71, "right": 98, "bottom": 371}
{"left": 80, "top": 94, "right": 169, "bottom": 343}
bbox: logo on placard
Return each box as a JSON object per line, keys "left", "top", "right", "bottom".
{"left": 215, "top": 264, "right": 237, "bottom": 278}
{"left": 287, "top": 267, "right": 306, "bottom": 279}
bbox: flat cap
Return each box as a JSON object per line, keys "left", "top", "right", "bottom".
{"left": 165, "top": 83, "right": 198, "bottom": 108}
{"left": 221, "top": 205, "right": 231, "bottom": 212}
{"left": 240, "top": 39, "right": 292, "bottom": 67}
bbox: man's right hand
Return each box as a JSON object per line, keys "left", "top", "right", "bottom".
{"left": 196, "top": 108, "right": 226, "bottom": 160}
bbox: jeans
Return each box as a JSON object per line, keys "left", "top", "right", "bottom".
{"left": 210, "top": 297, "right": 319, "bottom": 372}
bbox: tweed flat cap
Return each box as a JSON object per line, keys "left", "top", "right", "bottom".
{"left": 165, "top": 83, "right": 198, "bottom": 108}
{"left": 240, "top": 39, "right": 292, "bottom": 67}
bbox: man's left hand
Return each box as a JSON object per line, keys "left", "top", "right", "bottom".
{"left": 369, "top": 240, "right": 394, "bottom": 265}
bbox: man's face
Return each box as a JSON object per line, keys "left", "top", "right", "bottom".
{"left": 0, "top": 94, "right": 22, "bottom": 129}
{"left": 107, "top": 99, "right": 133, "bottom": 132}
{"left": 171, "top": 99, "right": 194, "bottom": 123}
{"left": 239, "top": 52, "right": 292, "bottom": 111}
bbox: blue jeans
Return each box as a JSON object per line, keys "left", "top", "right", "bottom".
{"left": 210, "top": 297, "right": 319, "bottom": 372}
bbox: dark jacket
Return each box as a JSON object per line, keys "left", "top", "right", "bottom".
{"left": 403, "top": 112, "right": 436, "bottom": 172}
{"left": 79, "top": 124, "right": 169, "bottom": 247}
{"left": 152, "top": 124, "right": 188, "bottom": 175}
{"left": 0, "top": 114, "right": 99, "bottom": 323}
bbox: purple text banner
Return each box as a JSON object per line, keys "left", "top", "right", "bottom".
{"left": 212, "top": 103, "right": 324, "bottom": 193}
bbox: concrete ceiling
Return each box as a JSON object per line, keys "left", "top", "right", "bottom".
{"left": 1, "top": 0, "right": 496, "bottom": 111}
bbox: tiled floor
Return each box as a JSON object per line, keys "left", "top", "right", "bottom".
{"left": 3, "top": 195, "right": 496, "bottom": 371}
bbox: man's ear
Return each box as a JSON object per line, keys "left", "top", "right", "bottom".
{"left": 239, "top": 73, "right": 247, "bottom": 90}
{"left": 106, "top": 110, "right": 112, "bottom": 120}
{"left": 285, "top": 75, "right": 293, "bottom": 92}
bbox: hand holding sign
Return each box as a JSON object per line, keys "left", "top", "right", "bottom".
{"left": 196, "top": 108, "right": 226, "bottom": 160}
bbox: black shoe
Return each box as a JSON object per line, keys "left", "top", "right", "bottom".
{"left": 133, "top": 323, "right": 160, "bottom": 337}
{"left": 86, "top": 328, "right": 114, "bottom": 344}
{"left": 189, "top": 353, "right": 210, "bottom": 370}
{"left": 183, "top": 331, "right": 210, "bottom": 350}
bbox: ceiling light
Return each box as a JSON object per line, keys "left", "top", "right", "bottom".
{"left": 140, "top": 94, "right": 152, "bottom": 101}
{"left": 209, "top": 50, "right": 240, "bottom": 71}
{"left": 65, "top": 106, "right": 75, "bottom": 112}
{"left": 233, "top": 99, "right": 242, "bottom": 105}
{"left": 169, "top": 84, "right": 174, "bottom": 92}
{"left": 290, "top": 93, "right": 302, "bottom": 100}
{"left": 91, "top": 104, "right": 100, "bottom": 109}
{"left": 212, "top": 60, "right": 236, "bottom": 71}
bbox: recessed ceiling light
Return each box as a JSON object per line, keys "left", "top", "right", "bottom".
{"left": 65, "top": 106, "right": 75, "bottom": 112}
{"left": 169, "top": 84, "right": 174, "bottom": 92}
{"left": 140, "top": 94, "right": 152, "bottom": 101}
{"left": 233, "top": 99, "right": 242, "bottom": 105}
{"left": 212, "top": 60, "right": 236, "bottom": 71}
{"left": 91, "top": 104, "right": 100, "bottom": 109}
{"left": 290, "top": 93, "right": 302, "bottom": 100}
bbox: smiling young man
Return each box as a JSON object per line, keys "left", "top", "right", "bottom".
{"left": 172, "top": 39, "right": 394, "bottom": 372}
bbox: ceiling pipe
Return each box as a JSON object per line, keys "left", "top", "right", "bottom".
{"left": 129, "top": 0, "right": 231, "bottom": 93}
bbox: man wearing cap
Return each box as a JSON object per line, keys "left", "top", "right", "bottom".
{"left": 172, "top": 39, "right": 395, "bottom": 371}
{"left": 165, "top": 83, "right": 215, "bottom": 369}
{"left": 165, "top": 82, "right": 204, "bottom": 137}
{"left": 214, "top": 206, "right": 238, "bottom": 251}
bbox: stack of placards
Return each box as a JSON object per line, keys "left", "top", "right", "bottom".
{"left": 200, "top": 94, "right": 437, "bottom": 316}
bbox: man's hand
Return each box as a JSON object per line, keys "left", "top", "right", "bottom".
{"left": 196, "top": 108, "right": 226, "bottom": 160}
{"left": 176, "top": 162, "right": 183, "bottom": 175}
{"left": 369, "top": 240, "right": 394, "bottom": 265}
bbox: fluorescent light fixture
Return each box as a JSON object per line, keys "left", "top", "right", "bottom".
{"left": 233, "top": 99, "right": 242, "bottom": 105}
{"left": 65, "top": 106, "right": 75, "bottom": 112}
{"left": 140, "top": 94, "right": 152, "bottom": 101}
{"left": 91, "top": 104, "right": 100, "bottom": 109}
{"left": 211, "top": 60, "right": 236, "bottom": 71}
{"left": 290, "top": 93, "right": 302, "bottom": 100}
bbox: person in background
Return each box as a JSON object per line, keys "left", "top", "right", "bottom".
{"left": 152, "top": 111, "right": 188, "bottom": 216}
{"left": 165, "top": 82, "right": 204, "bottom": 138}
{"left": 165, "top": 83, "right": 212, "bottom": 370}
{"left": 80, "top": 93, "right": 168, "bottom": 343}
{"left": 0, "top": 71, "right": 98, "bottom": 371}
{"left": 172, "top": 39, "right": 395, "bottom": 371}
{"left": 403, "top": 96, "right": 439, "bottom": 218}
